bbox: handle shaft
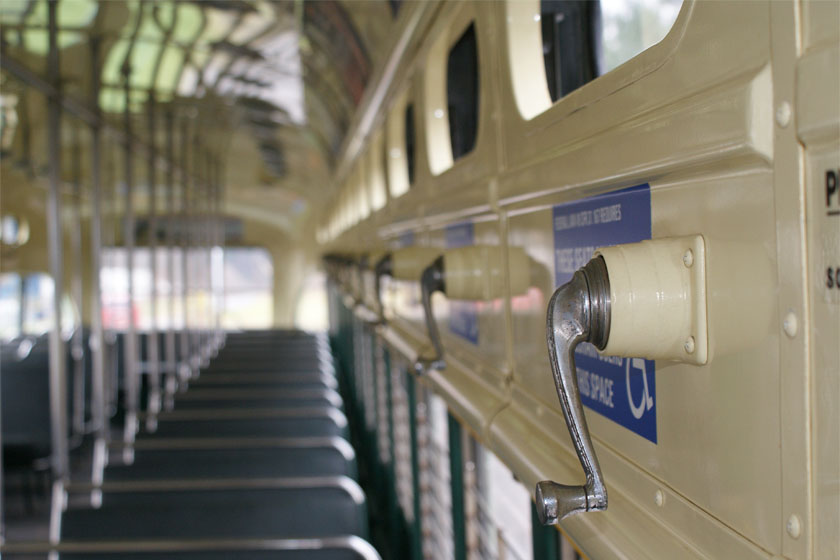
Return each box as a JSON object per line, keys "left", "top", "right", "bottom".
{"left": 536, "top": 256, "right": 610, "bottom": 524}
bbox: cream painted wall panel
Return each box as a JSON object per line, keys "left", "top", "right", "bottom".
{"left": 805, "top": 142, "right": 840, "bottom": 560}
{"left": 798, "top": 20, "right": 840, "bottom": 560}
{"left": 802, "top": 0, "right": 840, "bottom": 51}
{"left": 496, "top": 1, "right": 771, "bottom": 179}
{"left": 322, "top": 0, "right": 837, "bottom": 557}
{"left": 503, "top": 166, "right": 782, "bottom": 555}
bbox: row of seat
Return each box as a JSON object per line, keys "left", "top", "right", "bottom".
{"left": 4, "top": 330, "right": 380, "bottom": 559}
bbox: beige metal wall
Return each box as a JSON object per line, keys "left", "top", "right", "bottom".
{"left": 323, "top": 1, "right": 840, "bottom": 559}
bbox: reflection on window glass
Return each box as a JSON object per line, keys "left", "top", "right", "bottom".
{"left": 0, "top": 273, "right": 21, "bottom": 341}
{"left": 541, "top": 0, "right": 682, "bottom": 102}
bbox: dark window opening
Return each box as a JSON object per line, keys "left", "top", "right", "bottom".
{"left": 446, "top": 23, "right": 479, "bottom": 161}
{"left": 404, "top": 103, "right": 416, "bottom": 185}
{"left": 388, "top": 0, "right": 402, "bottom": 18}
{"left": 541, "top": 0, "right": 603, "bottom": 102}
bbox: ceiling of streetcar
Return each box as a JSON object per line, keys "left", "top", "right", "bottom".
{"left": 0, "top": 0, "right": 396, "bottom": 238}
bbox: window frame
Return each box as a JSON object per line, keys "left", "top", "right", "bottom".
{"left": 504, "top": 0, "right": 689, "bottom": 122}
{"left": 423, "top": 7, "right": 484, "bottom": 177}
{"left": 386, "top": 87, "right": 414, "bottom": 199}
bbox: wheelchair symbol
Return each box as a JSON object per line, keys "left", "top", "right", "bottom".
{"left": 626, "top": 358, "right": 654, "bottom": 420}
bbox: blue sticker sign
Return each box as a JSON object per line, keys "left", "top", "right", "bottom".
{"left": 553, "top": 184, "right": 657, "bottom": 443}
{"left": 445, "top": 222, "right": 479, "bottom": 344}
{"left": 396, "top": 230, "right": 415, "bottom": 249}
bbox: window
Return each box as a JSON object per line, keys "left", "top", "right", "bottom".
{"left": 468, "top": 439, "right": 533, "bottom": 559}
{"left": 100, "top": 247, "right": 273, "bottom": 331}
{"left": 388, "top": 0, "right": 402, "bottom": 18}
{"left": 367, "top": 129, "right": 387, "bottom": 211}
{"left": 507, "top": 0, "right": 683, "bottom": 119}
{"left": 222, "top": 248, "right": 273, "bottom": 329}
{"left": 0, "top": 215, "right": 31, "bottom": 247}
{"left": 405, "top": 103, "right": 416, "bottom": 185}
{"left": 446, "top": 23, "right": 479, "bottom": 161}
{"left": 0, "top": 273, "right": 77, "bottom": 340}
{"left": 541, "top": 0, "right": 602, "bottom": 102}
{"left": 599, "top": 0, "right": 682, "bottom": 73}
{"left": 0, "top": 93, "right": 19, "bottom": 154}
{"left": 294, "top": 272, "right": 328, "bottom": 331}
{"left": 353, "top": 162, "right": 370, "bottom": 223}
{"left": 421, "top": 390, "right": 455, "bottom": 559}
{"left": 386, "top": 89, "right": 415, "bottom": 198}
{"left": 0, "top": 273, "right": 21, "bottom": 341}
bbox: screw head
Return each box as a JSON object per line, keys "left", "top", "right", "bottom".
{"left": 776, "top": 102, "right": 792, "bottom": 128}
{"left": 783, "top": 311, "right": 798, "bottom": 338}
{"left": 682, "top": 249, "right": 694, "bottom": 268}
{"left": 684, "top": 336, "right": 696, "bottom": 354}
{"left": 654, "top": 489, "right": 665, "bottom": 507}
{"left": 786, "top": 514, "right": 801, "bottom": 539}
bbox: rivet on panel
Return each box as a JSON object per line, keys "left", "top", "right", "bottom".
{"left": 775, "top": 102, "right": 792, "bottom": 128}
{"left": 684, "top": 336, "right": 695, "bottom": 354}
{"left": 786, "top": 514, "right": 801, "bottom": 539}
{"left": 682, "top": 249, "right": 694, "bottom": 268}
{"left": 783, "top": 311, "right": 798, "bottom": 338}
{"left": 654, "top": 489, "right": 665, "bottom": 507}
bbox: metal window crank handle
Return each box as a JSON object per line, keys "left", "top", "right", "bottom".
{"left": 415, "top": 255, "right": 446, "bottom": 374}
{"left": 536, "top": 255, "right": 610, "bottom": 524}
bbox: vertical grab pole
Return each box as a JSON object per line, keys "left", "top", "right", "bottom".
{"left": 218, "top": 159, "right": 227, "bottom": 347}
{"left": 196, "top": 147, "right": 205, "bottom": 367}
{"left": 163, "top": 110, "right": 177, "bottom": 407}
{"left": 179, "top": 117, "right": 191, "bottom": 385}
{"left": 103, "top": 113, "right": 119, "bottom": 418}
{"left": 88, "top": 35, "right": 108, "bottom": 504}
{"left": 70, "top": 121, "right": 86, "bottom": 443}
{"left": 205, "top": 151, "right": 214, "bottom": 360}
{"left": 213, "top": 161, "right": 225, "bottom": 351}
{"left": 206, "top": 152, "right": 215, "bottom": 357}
{"left": 121, "top": 66, "right": 139, "bottom": 461}
{"left": 46, "top": 0, "right": 69, "bottom": 542}
{"left": 191, "top": 136, "right": 202, "bottom": 371}
{"left": 145, "top": 92, "right": 161, "bottom": 430}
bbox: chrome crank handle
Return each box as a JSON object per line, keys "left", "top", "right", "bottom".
{"left": 536, "top": 256, "right": 610, "bottom": 524}
{"left": 415, "top": 255, "right": 446, "bottom": 373}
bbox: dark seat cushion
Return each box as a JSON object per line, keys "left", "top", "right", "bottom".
{"left": 61, "top": 484, "right": 367, "bottom": 540}
{"left": 106, "top": 445, "right": 356, "bottom": 481}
